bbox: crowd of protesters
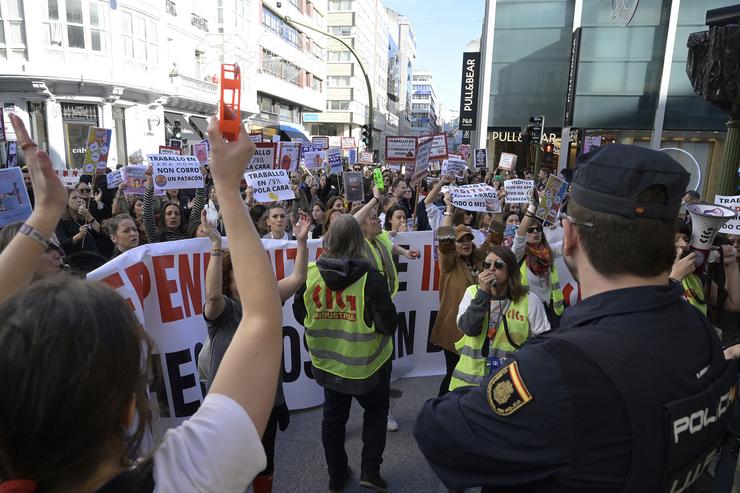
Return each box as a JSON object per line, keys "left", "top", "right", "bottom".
{"left": 0, "top": 107, "right": 738, "bottom": 493}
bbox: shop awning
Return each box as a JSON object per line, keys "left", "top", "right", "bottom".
{"left": 249, "top": 120, "right": 310, "bottom": 143}
{"left": 189, "top": 116, "right": 209, "bottom": 139}
{"left": 164, "top": 112, "right": 204, "bottom": 143}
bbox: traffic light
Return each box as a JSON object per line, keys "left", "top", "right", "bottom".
{"left": 361, "top": 124, "right": 372, "bottom": 147}
{"left": 543, "top": 142, "right": 554, "bottom": 163}
{"left": 172, "top": 120, "right": 182, "bottom": 139}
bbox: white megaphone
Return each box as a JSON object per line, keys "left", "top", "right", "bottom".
{"left": 685, "top": 203, "right": 736, "bottom": 274}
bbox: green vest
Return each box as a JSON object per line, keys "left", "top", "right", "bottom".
{"left": 365, "top": 231, "right": 399, "bottom": 298}
{"left": 520, "top": 262, "right": 564, "bottom": 316}
{"left": 303, "top": 263, "right": 392, "bottom": 380}
{"left": 449, "top": 285, "right": 530, "bottom": 391}
{"left": 682, "top": 273, "right": 707, "bottom": 316}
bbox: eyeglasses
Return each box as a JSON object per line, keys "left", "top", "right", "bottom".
{"left": 561, "top": 213, "right": 594, "bottom": 228}
{"left": 527, "top": 226, "right": 543, "bottom": 233}
{"left": 482, "top": 258, "right": 505, "bottom": 270}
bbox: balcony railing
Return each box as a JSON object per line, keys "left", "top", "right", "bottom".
{"left": 171, "top": 74, "right": 218, "bottom": 94}
{"left": 191, "top": 13, "right": 208, "bottom": 32}
{"left": 166, "top": 0, "right": 176, "bottom": 16}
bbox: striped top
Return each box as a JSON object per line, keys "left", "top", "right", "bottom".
{"left": 143, "top": 185, "right": 206, "bottom": 243}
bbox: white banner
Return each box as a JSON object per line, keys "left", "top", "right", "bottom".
{"left": 498, "top": 152, "right": 517, "bottom": 171}
{"left": 385, "top": 136, "right": 417, "bottom": 163}
{"left": 449, "top": 183, "right": 501, "bottom": 213}
{"left": 714, "top": 195, "right": 740, "bottom": 234}
{"left": 148, "top": 154, "right": 204, "bottom": 190}
{"left": 88, "top": 233, "right": 580, "bottom": 443}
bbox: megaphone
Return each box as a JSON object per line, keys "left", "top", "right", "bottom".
{"left": 686, "top": 202, "right": 736, "bottom": 274}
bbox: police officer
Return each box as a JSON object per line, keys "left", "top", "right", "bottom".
{"left": 414, "top": 144, "right": 737, "bottom": 492}
{"left": 292, "top": 214, "right": 398, "bottom": 493}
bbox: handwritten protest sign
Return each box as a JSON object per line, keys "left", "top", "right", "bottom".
{"left": 385, "top": 136, "right": 417, "bottom": 163}
{"left": 474, "top": 149, "right": 487, "bottom": 169}
{"left": 504, "top": 179, "right": 534, "bottom": 204}
{"left": 410, "top": 138, "right": 432, "bottom": 187}
{"left": 248, "top": 143, "right": 277, "bottom": 171}
{"left": 83, "top": 127, "right": 112, "bottom": 173}
{"left": 536, "top": 175, "right": 568, "bottom": 225}
{"left": 56, "top": 169, "right": 83, "bottom": 189}
{"left": 193, "top": 142, "right": 208, "bottom": 165}
{"left": 360, "top": 151, "right": 374, "bottom": 164}
{"left": 442, "top": 156, "right": 467, "bottom": 179}
{"left": 449, "top": 183, "right": 501, "bottom": 213}
{"left": 714, "top": 195, "right": 740, "bottom": 234}
{"left": 341, "top": 137, "right": 356, "bottom": 149}
{"left": 498, "top": 152, "right": 517, "bottom": 171}
{"left": 428, "top": 134, "right": 448, "bottom": 160}
{"left": 304, "top": 149, "right": 326, "bottom": 170}
{"left": 327, "top": 148, "right": 343, "bottom": 175}
{"left": 244, "top": 169, "right": 293, "bottom": 202}
{"left": 148, "top": 154, "right": 204, "bottom": 191}
{"left": 0, "top": 167, "right": 31, "bottom": 227}
{"left": 249, "top": 132, "right": 263, "bottom": 143}
{"left": 106, "top": 169, "right": 123, "bottom": 189}
{"left": 312, "top": 136, "right": 329, "bottom": 149}
{"left": 342, "top": 172, "right": 364, "bottom": 202}
{"left": 277, "top": 142, "right": 301, "bottom": 171}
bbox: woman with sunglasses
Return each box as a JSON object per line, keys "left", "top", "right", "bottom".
{"left": 450, "top": 245, "right": 550, "bottom": 392}
{"left": 513, "top": 188, "right": 565, "bottom": 328}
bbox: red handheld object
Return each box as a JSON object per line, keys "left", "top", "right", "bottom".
{"left": 219, "top": 63, "right": 242, "bottom": 142}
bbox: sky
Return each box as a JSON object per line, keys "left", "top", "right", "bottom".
{"left": 383, "top": 0, "right": 486, "bottom": 116}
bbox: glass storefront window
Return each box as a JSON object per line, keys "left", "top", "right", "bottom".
{"left": 61, "top": 103, "right": 98, "bottom": 169}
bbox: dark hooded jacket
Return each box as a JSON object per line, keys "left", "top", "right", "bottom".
{"left": 293, "top": 256, "right": 398, "bottom": 394}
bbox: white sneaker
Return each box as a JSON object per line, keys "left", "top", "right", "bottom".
{"left": 386, "top": 412, "right": 399, "bottom": 432}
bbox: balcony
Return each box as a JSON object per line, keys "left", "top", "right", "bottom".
{"left": 168, "top": 73, "right": 219, "bottom": 112}
{"left": 191, "top": 13, "right": 208, "bottom": 32}
{"left": 166, "top": 0, "right": 176, "bottom": 16}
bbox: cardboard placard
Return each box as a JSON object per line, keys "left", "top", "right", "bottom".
{"left": 498, "top": 152, "right": 517, "bottom": 171}
{"left": 158, "top": 145, "right": 181, "bottom": 156}
{"left": 248, "top": 143, "right": 277, "bottom": 171}
{"left": 504, "top": 179, "right": 535, "bottom": 204}
{"left": 277, "top": 142, "right": 302, "bottom": 171}
{"left": 148, "top": 154, "right": 204, "bottom": 190}
{"left": 0, "top": 167, "right": 31, "bottom": 227}
{"left": 56, "top": 169, "right": 83, "bottom": 189}
{"left": 427, "top": 134, "right": 449, "bottom": 160}
{"left": 312, "top": 136, "right": 329, "bottom": 149}
{"left": 123, "top": 165, "right": 148, "bottom": 195}
{"left": 385, "top": 136, "right": 417, "bottom": 163}
{"left": 327, "top": 148, "right": 343, "bottom": 175}
{"left": 249, "top": 132, "right": 263, "bottom": 143}
{"left": 359, "top": 151, "right": 374, "bottom": 164}
{"left": 106, "top": 169, "right": 124, "bottom": 189}
{"left": 304, "top": 149, "right": 326, "bottom": 170}
{"left": 342, "top": 171, "right": 364, "bottom": 202}
{"left": 83, "top": 127, "right": 112, "bottom": 173}
{"left": 449, "top": 183, "right": 501, "bottom": 213}
{"left": 458, "top": 144, "right": 471, "bottom": 160}
{"left": 193, "top": 142, "right": 208, "bottom": 165}
{"left": 441, "top": 156, "right": 467, "bottom": 179}
{"left": 535, "top": 175, "right": 568, "bottom": 225}
{"left": 244, "top": 169, "right": 293, "bottom": 202}
{"left": 714, "top": 195, "right": 740, "bottom": 234}
{"left": 410, "top": 138, "right": 432, "bottom": 187}
{"left": 474, "top": 149, "right": 487, "bottom": 169}
{"left": 340, "top": 136, "right": 356, "bottom": 149}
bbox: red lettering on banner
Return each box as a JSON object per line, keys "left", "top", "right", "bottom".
{"left": 125, "top": 261, "right": 151, "bottom": 309}
{"left": 153, "top": 255, "right": 184, "bottom": 323}
{"left": 274, "top": 249, "right": 285, "bottom": 280}
{"left": 433, "top": 260, "right": 440, "bottom": 291}
{"left": 422, "top": 245, "right": 431, "bottom": 291}
{"left": 178, "top": 253, "right": 203, "bottom": 318}
{"left": 100, "top": 271, "right": 136, "bottom": 311}
{"left": 286, "top": 247, "right": 297, "bottom": 262}
{"left": 314, "top": 247, "right": 324, "bottom": 259}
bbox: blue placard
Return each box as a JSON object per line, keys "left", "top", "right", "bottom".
{"left": 327, "top": 148, "right": 343, "bottom": 174}
{"left": 0, "top": 166, "right": 32, "bottom": 227}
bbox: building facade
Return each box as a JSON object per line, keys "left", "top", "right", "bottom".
{"left": 410, "top": 70, "right": 440, "bottom": 136}
{"left": 478, "top": 0, "right": 738, "bottom": 197}
{"left": 387, "top": 8, "right": 415, "bottom": 135}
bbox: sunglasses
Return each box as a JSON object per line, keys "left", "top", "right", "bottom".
{"left": 482, "top": 259, "right": 506, "bottom": 270}
{"left": 527, "top": 226, "right": 543, "bottom": 233}
{"left": 78, "top": 187, "right": 91, "bottom": 193}
{"left": 455, "top": 236, "right": 473, "bottom": 243}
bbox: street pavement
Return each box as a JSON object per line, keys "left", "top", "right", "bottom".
{"left": 268, "top": 374, "right": 728, "bottom": 493}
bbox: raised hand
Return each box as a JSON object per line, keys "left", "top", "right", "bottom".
{"left": 201, "top": 209, "right": 222, "bottom": 248}
{"left": 207, "top": 113, "right": 257, "bottom": 190}
{"left": 479, "top": 269, "right": 497, "bottom": 293}
{"left": 293, "top": 211, "right": 312, "bottom": 243}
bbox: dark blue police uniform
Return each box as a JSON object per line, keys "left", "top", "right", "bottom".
{"left": 414, "top": 144, "right": 737, "bottom": 493}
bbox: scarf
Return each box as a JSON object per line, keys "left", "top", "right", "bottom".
{"left": 525, "top": 242, "right": 551, "bottom": 277}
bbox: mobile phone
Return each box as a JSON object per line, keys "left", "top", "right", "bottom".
{"left": 373, "top": 168, "right": 384, "bottom": 191}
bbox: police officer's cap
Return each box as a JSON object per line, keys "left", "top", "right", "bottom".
{"left": 571, "top": 144, "right": 689, "bottom": 220}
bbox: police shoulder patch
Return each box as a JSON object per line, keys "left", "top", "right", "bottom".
{"left": 487, "top": 360, "right": 532, "bottom": 416}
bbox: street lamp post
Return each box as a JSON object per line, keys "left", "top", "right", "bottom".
{"left": 283, "top": 15, "right": 374, "bottom": 148}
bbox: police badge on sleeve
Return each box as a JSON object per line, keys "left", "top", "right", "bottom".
{"left": 487, "top": 360, "right": 532, "bottom": 416}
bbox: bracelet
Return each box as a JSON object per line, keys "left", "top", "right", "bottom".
{"left": 668, "top": 277, "right": 681, "bottom": 284}
{"left": 524, "top": 212, "right": 536, "bottom": 218}
{"left": 210, "top": 251, "right": 222, "bottom": 257}
{"left": 19, "top": 223, "right": 50, "bottom": 249}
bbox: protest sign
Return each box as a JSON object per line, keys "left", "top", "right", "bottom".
{"left": 441, "top": 156, "right": 467, "bottom": 179}
{"left": 158, "top": 146, "right": 181, "bottom": 156}
{"left": 248, "top": 143, "right": 277, "bottom": 171}
{"left": 249, "top": 132, "right": 263, "bottom": 143}
{"left": 385, "top": 136, "right": 417, "bottom": 163}
{"left": 474, "top": 149, "right": 487, "bottom": 169}
{"left": 342, "top": 171, "right": 364, "bottom": 202}
{"left": 340, "top": 136, "right": 356, "bottom": 149}
{"left": 193, "top": 142, "right": 208, "bottom": 165}
{"left": 359, "top": 151, "right": 374, "bottom": 164}
{"left": 459, "top": 144, "right": 471, "bottom": 160}
{"left": 536, "top": 175, "right": 568, "bottom": 225}
{"left": 502, "top": 224, "right": 518, "bottom": 249}
{"left": 449, "top": 183, "right": 501, "bottom": 213}
{"left": 428, "top": 134, "right": 449, "bottom": 160}
{"left": 106, "top": 169, "right": 123, "bottom": 189}
{"left": 148, "top": 154, "right": 204, "bottom": 191}
{"left": 300, "top": 143, "right": 324, "bottom": 159}
{"left": 583, "top": 135, "right": 602, "bottom": 154}
{"left": 6, "top": 141, "right": 17, "bottom": 167}
{"left": 244, "top": 169, "right": 293, "bottom": 202}
{"left": 56, "top": 169, "right": 83, "bottom": 189}
{"left": 82, "top": 127, "right": 112, "bottom": 173}
{"left": 714, "top": 195, "right": 740, "bottom": 234}
{"left": 327, "top": 148, "right": 343, "bottom": 174}
{"left": 498, "top": 152, "right": 517, "bottom": 171}
{"left": 0, "top": 167, "right": 31, "bottom": 227}
{"left": 123, "top": 165, "right": 148, "bottom": 195}
{"left": 312, "top": 135, "right": 329, "bottom": 149}
{"left": 304, "top": 149, "right": 326, "bottom": 170}
{"left": 504, "top": 179, "right": 534, "bottom": 204}
{"left": 410, "top": 138, "right": 432, "bottom": 187}
{"left": 272, "top": 135, "right": 281, "bottom": 143}
{"left": 277, "top": 142, "right": 302, "bottom": 171}
{"left": 88, "top": 232, "right": 580, "bottom": 444}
